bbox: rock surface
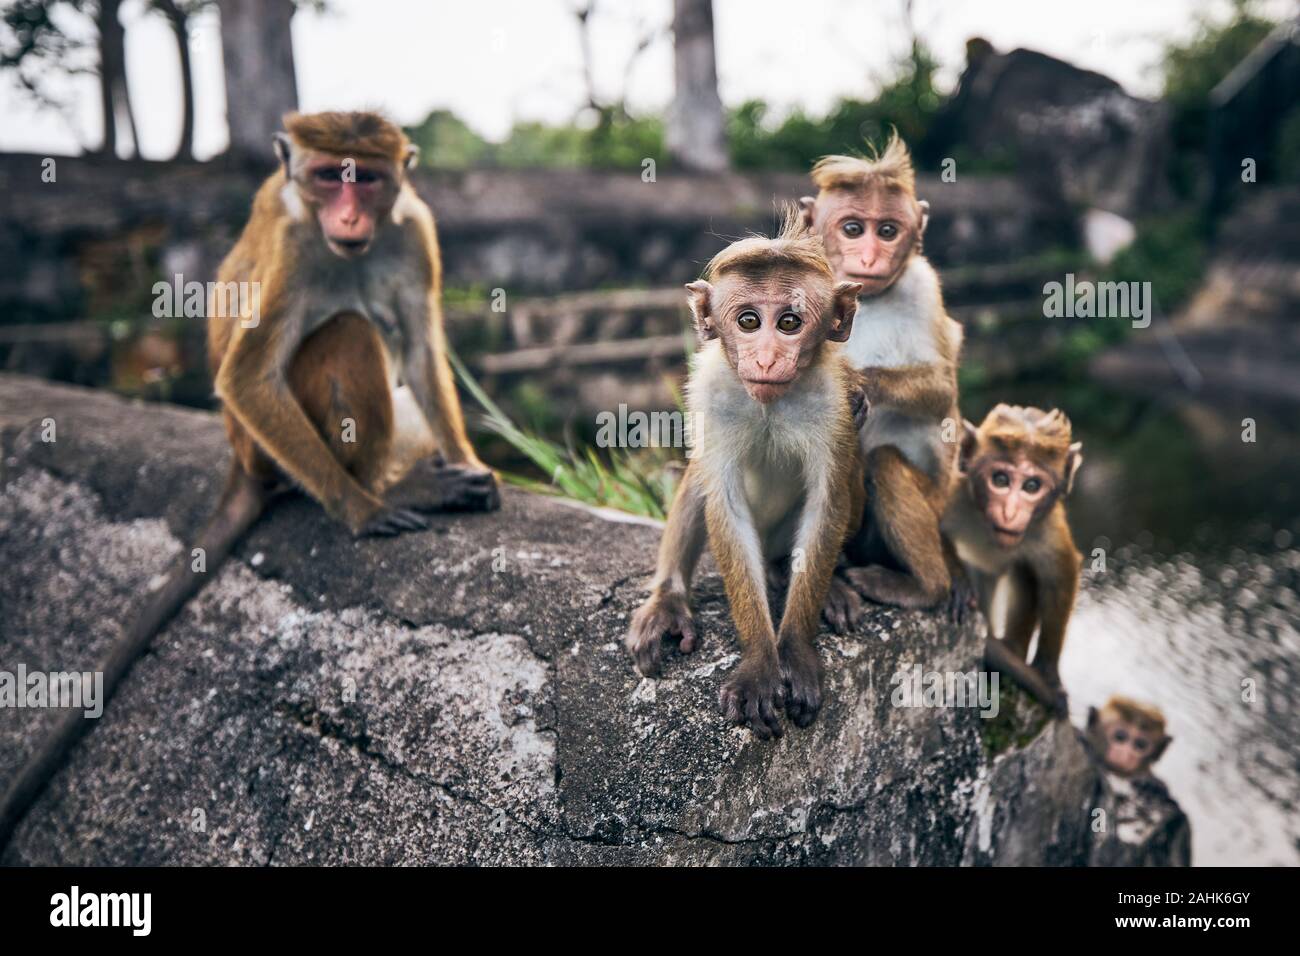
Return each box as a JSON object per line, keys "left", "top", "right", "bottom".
{"left": 0, "top": 375, "right": 1189, "bottom": 865}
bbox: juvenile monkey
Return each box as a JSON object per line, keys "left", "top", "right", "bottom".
{"left": 625, "top": 217, "right": 863, "bottom": 738}
{"left": 800, "top": 134, "right": 963, "bottom": 628}
{"left": 943, "top": 404, "right": 1083, "bottom": 716}
{"left": 1086, "top": 696, "right": 1172, "bottom": 777}
{"left": 0, "top": 112, "right": 497, "bottom": 850}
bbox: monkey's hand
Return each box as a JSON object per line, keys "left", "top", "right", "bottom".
{"left": 848, "top": 376, "right": 871, "bottom": 431}
{"left": 719, "top": 654, "right": 785, "bottom": 740}
{"left": 946, "top": 575, "right": 979, "bottom": 627}
{"left": 778, "top": 638, "right": 823, "bottom": 728}
{"left": 356, "top": 505, "right": 431, "bottom": 537}
{"left": 625, "top": 590, "right": 697, "bottom": 677}
{"left": 387, "top": 458, "right": 501, "bottom": 513}
{"left": 823, "top": 568, "right": 868, "bottom": 634}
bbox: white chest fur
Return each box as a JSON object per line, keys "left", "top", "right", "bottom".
{"left": 841, "top": 257, "right": 943, "bottom": 370}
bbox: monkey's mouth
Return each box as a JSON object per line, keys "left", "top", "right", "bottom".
{"left": 742, "top": 377, "right": 794, "bottom": 403}
{"left": 991, "top": 525, "right": 1025, "bottom": 547}
{"left": 326, "top": 237, "right": 372, "bottom": 258}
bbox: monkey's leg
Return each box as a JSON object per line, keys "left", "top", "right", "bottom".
{"left": 0, "top": 462, "right": 270, "bottom": 851}
{"left": 217, "top": 329, "right": 410, "bottom": 535}
{"left": 626, "top": 464, "right": 706, "bottom": 676}
{"left": 776, "top": 490, "right": 847, "bottom": 727}
{"left": 844, "top": 447, "right": 950, "bottom": 609}
{"left": 708, "top": 485, "right": 785, "bottom": 740}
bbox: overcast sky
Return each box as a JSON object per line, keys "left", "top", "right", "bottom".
{"left": 0, "top": 0, "right": 1292, "bottom": 160}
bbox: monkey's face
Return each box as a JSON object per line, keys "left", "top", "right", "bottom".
{"left": 970, "top": 456, "right": 1056, "bottom": 548}
{"left": 688, "top": 272, "right": 844, "bottom": 404}
{"left": 1100, "top": 719, "right": 1160, "bottom": 776}
{"left": 299, "top": 156, "right": 401, "bottom": 259}
{"left": 813, "top": 186, "right": 923, "bottom": 297}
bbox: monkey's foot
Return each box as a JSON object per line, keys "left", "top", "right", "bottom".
{"left": 356, "top": 505, "right": 430, "bottom": 537}
{"left": 719, "top": 656, "right": 785, "bottom": 740}
{"left": 844, "top": 564, "right": 943, "bottom": 610}
{"left": 822, "top": 571, "right": 868, "bottom": 634}
{"left": 625, "top": 590, "right": 696, "bottom": 677}
{"left": 386, "top": 458, "right": 501, "bottom": 513}
{"left": 778, "top": 639, "right": 823, "bottom": 728}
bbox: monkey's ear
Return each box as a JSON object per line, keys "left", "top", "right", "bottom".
{"left": 685, "top": 280, "right": 716, "bottom": 342}
{"left": 1086, "top": 706, "right": 1100, "bottom": 729}
{"left": 273, "top": 132, "right": 293, "bottom": 173}
{"left": 958, "top": 418, "right": 979, "bottom": 471}
{"left": 827, "top": 281, "right": 862, "bottom": 342}
{"left": 799, "top": 196, "right": 816, "bottom": 229}
{"left": 1065, "top": 441, "right": 1083, "bottom": 496}
{"left": 403, "top": 144, "right": 420, "bottom": 171}
{"left": 917, "top": 199, "right": 930, "bottom": 236}
{"left": 1151, "top": 735, "right": 1171, "bottom": 764}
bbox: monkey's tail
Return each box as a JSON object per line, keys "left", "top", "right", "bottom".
{"left": 0, "top": 465, "right": 270, "bottom": 853}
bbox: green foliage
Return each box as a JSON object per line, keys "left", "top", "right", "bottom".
{"left": 406, "top": 107, "right": 664, "bottom": 172}
{"left": 404, "top": 110, "right": 491, "bottom": 169}
{"left": 448, "top": 350, "right": 679, "bottom": 519}
{"left": 1103, "top": 212, "right": 1208, "bottom": 315}
{"left": 1273, "top": 106, "right": 1300, "bottom": 184}
{"left": 729, "top": 42, "right": 942, "bottom": 171}
{"left": 1160, "top": 0, "right": 1276, "bottom": 195}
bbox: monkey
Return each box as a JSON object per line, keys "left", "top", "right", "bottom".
{"left": 0, "top": 112, "right": 498, "bottom": 851}
{"left": 624, "top": 214, "right": 864, "bottom": 739}
{"left": 799, "top": 134, "right": 964, "bottom": 630}
{"left": 1086, "top": 696, "right": 1172, "bottom": 777}
{"left": 942, "top": 404, "right": 1083, "bottom": 717}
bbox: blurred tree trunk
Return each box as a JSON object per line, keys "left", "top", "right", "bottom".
{"left": 216, "top": 0, "right": 298, "bottom": 161}
{"left": 96, "top": 0, "right": 138, "bottom": 157}
{"left": 666, "top": 0, "right": 726, "bottom": 172}
{"left": 154, "top": 0, "right": 196, "bottom": 160}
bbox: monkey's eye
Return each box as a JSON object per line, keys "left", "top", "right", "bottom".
{"left": 991, "top": 471, "right": 1011, "bottom": 489}
{"left": 777, "top": 312, "right": 803, "bottom": 333}
{"left": 1023, "top": 477, "right": 1042, "bottom": 493}
{"left": 737, "top": 310, "right": 761, "bottom": 332}
{"left": 841, "top": 220, "right": 864, "bottom": 239}
{"left": 878, "top": 222, "right": 899, "bottom": 240}
{"left": 314, "top": 167, "right": 343, "bottom": 184}
{"left": 354, "top": 169, "right": 381, "bottom": 184}
{"left": 1133, "top": 737, "right": 1150, "bottom": 752}
{"left": 1113, "top": 728, "right": 1129, "bottom": 743}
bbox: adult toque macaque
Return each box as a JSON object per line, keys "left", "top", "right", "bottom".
{"left": 625, "top": 215, "right": 864, "bottom": 739}
{"left": 801, "top": 134, "right": 964, "bottom": 630}
{"left": 0, "top": 111, "right": 498, "bottom": 851}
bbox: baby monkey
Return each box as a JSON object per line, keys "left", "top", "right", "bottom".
{"left": 1086, "top": 696, "right": 1172, "bottom": 777}
{"left": 943, "top": 404, "right": 1083, "bottom": 716}
{"left": 625, "top": 216, "right": 863, "bottom": 738}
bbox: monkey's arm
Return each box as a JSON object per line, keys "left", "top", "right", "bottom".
{"left": 405, "top": 306, "right": 486, "bottom": 469}
{"left": 984, "top": 638, "right": 1067, "bottom": 717}
{"left": 862, "top": 364, "right": 957, "bottom": 421}
{"left": 706, "top": 471, "right": 784, "bottom": 739}
{"left": 1030, "top": 532, "right": 1082, "bottom": 688}
{"left": 216, "top": 327, "right": 391, "bottom": 534}
{"left": 625, "top": 463, "right": 706, "bottom": 675}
